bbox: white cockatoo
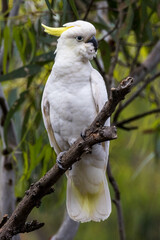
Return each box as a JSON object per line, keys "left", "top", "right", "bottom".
{"left": 41, "top": 20, "right": 111, "bottom": 222}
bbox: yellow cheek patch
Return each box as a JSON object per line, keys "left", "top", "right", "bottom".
{"left": 41, "top": 24, "right": 73, "bottom": 36}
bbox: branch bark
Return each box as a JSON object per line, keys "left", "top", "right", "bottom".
{"left": 0, "top": 77, "right": 133, "bottom": 240}
{"left": 114, "top": 55, "right": 160, "bottom": 123}
{"left": 117, "top": 108, "right": 160, "bottom": 129}
{"left": 131, "top": 40, "right": 160, "bottom": 86}
{"left": 114, "top": 72, "right": 160, "bottom": 122}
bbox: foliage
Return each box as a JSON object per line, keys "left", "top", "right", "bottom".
{"left": 0, "top": 0, "right": 160, "bottom": 239}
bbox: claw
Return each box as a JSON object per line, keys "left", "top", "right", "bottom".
{"left": 56, "top": 151, "right": 67, "bottom": 170}
{"left": 81, "top": 127, "right": 87, "bottom": 140}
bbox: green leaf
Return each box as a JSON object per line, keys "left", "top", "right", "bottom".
{"left": 120, "top": 4, "right": 134, "bottom": 37}
{"left": 4, "top": 90, "right": 28, "bottom": 148}
{"left": 20, "top": 151, "right": 29, "bottom": 182}
{"left": 8, "top": 88, "right": 17, "bottom": 107}
{"left": 27, "top": 28, "right": 36, "bottom": 63}
{"left": 99, "top": 40, "right": 111, "bottom": 73}
{"left": 21, "top": 30, "right": 27, "bottom": 63}
{"left": 0, "top": 64, "right": 42, "bottom": 82}
{"left": 41, "top": 145, "right": 53, "bottom": 176}
{"left": 62, "top": 0, "right": 68, "bottom": 24}
{"left": 141, "top": 1, "right": 153, "bottom": 42}
{"left": 3, "top": 26, "right": 11, "bottom": 73}
{"left": 68, "top": 0, "right": 79, "bottom": 19}
{"left": 15, "top": 174, "right": 29, "bottom": 197}
{"left": 0, "top": 52, "right": 55, "bottom": 82}
{"left": 39, "top": 35, "right": 56, "bottom": 44}
{"left": 33, "top": 51, "right": 55, "bottom": 63}
{"left": 13, "top": 26, "right": 26, "bottom": 64}
{"left": 154, "top": 126, "right": 160, "bottom": 162}
{"left": 26, "top": 137, "right": 46, "bottom": 179}
{"left": 132, "top": 152, "right": 155, "bottom": 179}
{"left": 92, "top": 21, "right": 108, "bottom": 31}
{"left": 45, "top": 0, "right": 53, "bottom": 13}
{"left": 21, "top": 106, "right": 31, "bottom": 141}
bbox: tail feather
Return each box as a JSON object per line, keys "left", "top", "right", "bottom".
{"left": 66, "top": 174, "right": 111, "bottom": 223}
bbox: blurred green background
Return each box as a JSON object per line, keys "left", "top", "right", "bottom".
{"left": 0, "top": 0, "right": 160, "bottom": 239}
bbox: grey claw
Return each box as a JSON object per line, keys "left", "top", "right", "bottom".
{"left": 56, "top": 151, "right": 67, "bottom": 170}
{"left": 81, "top": 128, "right": 87, "bottom": 140}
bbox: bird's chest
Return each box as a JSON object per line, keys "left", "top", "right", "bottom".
{"left": 47, "top": 70, "right": 96, "bottom": 140}
{"left": 50, "top": 78, "right": 96, "bottom": 121}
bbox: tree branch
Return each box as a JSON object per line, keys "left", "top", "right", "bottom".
{"left": 83, "top": 0, "right": 94, "bottom": 20}
{"left": 112, "top": 40, "right": 160, "bottom": 123}
{"left": 98, "top": 21, "right": 119, "bottom": 43}
{"left": 116, "top": 108, "right": 160, "bottom": 129}
{"left": 113, "top": 72, "right": 160, "bottom": 123}
{"left": 131, "top": 40, "right": 160, "bottom": 86}
{"left": 107, "top": 0, "right": 124, "bottom": 91}
{"left": 0, "top": 76, "right": 133, "bottom": 240}
{"left": 0, "top": 215, "right": 9, "bottom": 229}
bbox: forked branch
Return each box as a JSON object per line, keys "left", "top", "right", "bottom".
{"left": 0, "top": 77, "right": 133, "bottom": 240}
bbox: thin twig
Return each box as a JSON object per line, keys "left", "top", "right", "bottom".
{"left": 132, "top": 40, "right": 160, "bottom": 86}
{"left": 130, "top": 45, "right": 141, "bottom": 73}
{"left": 113, "top": 72, "right": 160, "bottom": 123}
{"left": 107, "top": 161, "right": 125, "bottom": 240}
{"left": 98, "top": 21, "right": 119, "bottom": 42}
{"left": 83, "top": 0, "right": 95, "bottom": 20}
{"left": 117, "top": 108, "right": 160, "bottom": 128}
{"left": 107, "top": 0, "right": 124, "bottom": 90}
{"left": 120, "top": 41, "right": 154, "bottom": 48}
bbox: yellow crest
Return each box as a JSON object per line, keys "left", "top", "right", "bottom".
{"left": 41, "top": 24, "right": 73, "bottom": 36}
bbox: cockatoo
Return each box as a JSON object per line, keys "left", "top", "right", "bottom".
{"left": 41, "top": 20, "right": 111, "bottom": 222}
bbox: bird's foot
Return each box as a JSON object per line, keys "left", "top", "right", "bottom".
{"left": 81, "top": 127, "right": 87, "bottom": 140}
{"left": 56, "top": 151, "right": 67, "bottom": 170}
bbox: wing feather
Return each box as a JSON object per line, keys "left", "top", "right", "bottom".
{"left": 90, "top": 68, "right": 110, "bottom": 158}
{"left": 42, "top": 97, "right": 61, "bottom": 155}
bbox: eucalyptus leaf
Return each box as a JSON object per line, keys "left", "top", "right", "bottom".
{"left": 99, "top": 40, "right": 111, "bottom": 73}
{"left": 45, "top": 0, "right": 53, "bottom": 13}
{"left": 132, "top": 153, "right": 155, "bottom": 180}
{"left": 0, "top": 51, "right": 55, "bottom": 82}
{"left": 68, "top": 0, "right": 79, "bottom": 19}
{"left": 13, "top": 26, "right": 26, "bottom": 64}
{"left": 27, "top": 137, "right": 46, "bottom": 179}
{"left": 0, "top": 64, "right": 42, "bottom": 82}
{"left": 120, "top": 4, "right": 134, "bottom": 37}
{"left": 4, "top": 90, "right": 28, "bottom": 148}
{"left": 26, "top": 28, "right": 36, "bottom": 63}
{"left": 3, "top": 26, "right": 10, "bottom": 73}
{"left": 21, "top": 106, "right": 31, "bottom": 143}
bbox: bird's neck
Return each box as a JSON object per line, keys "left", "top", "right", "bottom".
{"left": 55, "top": 47, "right": 87, "bottom": 64}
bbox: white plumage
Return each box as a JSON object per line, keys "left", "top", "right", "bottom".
{"left": 41, "top": 20, "right": 111, "bottom": 222}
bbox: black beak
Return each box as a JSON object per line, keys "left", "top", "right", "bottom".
{"left": 87, "top": 36, "right": 98, "bottom": 52}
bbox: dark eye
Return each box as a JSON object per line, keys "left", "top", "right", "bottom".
{"left": 76, "top": 36, "right": 84, "bottom": 42}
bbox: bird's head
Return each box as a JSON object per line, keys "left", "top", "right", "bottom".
{"left": 42, "top": 20, "right": 98, "bottom": 61}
